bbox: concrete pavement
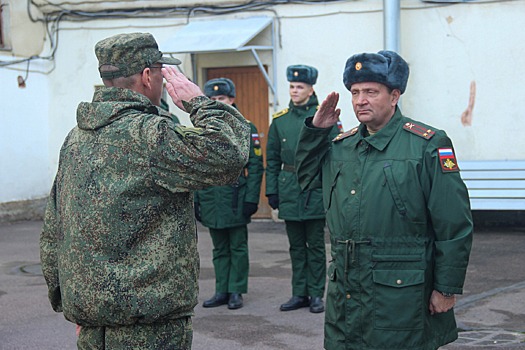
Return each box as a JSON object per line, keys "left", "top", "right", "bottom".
{"left": 0, "top": 220, "right": 524, "bottom": 349}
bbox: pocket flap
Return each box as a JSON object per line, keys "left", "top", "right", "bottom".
{"left": 373, "top": 270, "right": 424, "bottom": 288}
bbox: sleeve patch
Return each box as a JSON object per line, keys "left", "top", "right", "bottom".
{"left": 438, "top": 148, "right": 460, "bottom": 172}
{"left": 252, "top": 133, "right": 261, "bottom": 146}
{"left": 403, "top": 122, "right": 435, "bottom": 140}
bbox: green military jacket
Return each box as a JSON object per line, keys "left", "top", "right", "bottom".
{"left": 296, "top": 108, "right": 473, "bottom": 350}
{"left": 195, "top": 121, "right": 264, "bottom": 229}
{"left": 40, "top": 88, "right": 250, "bottom": 327}
{"left": 266, "top": 94, "right": 340, "bottom": 221}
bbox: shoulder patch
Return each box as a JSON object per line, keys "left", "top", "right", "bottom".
{"left": 438, "top": 147, "right": 460, "bottom": 173}
{"left": 403, "top": 122, "right": 435, "bottom": 140}
{"left": 333, "top": 126, "right": 358, "bottom": 142}
{"left": 272, "top": 108, "right": 289, "bottom": 119}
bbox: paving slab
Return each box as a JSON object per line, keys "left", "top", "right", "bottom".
{"left": 0, "top": 220, "right": 524, "bottom": 349}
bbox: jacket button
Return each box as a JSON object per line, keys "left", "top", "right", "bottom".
{"left": 396, "top": 279, "right": 403, "bottom": 285}
{"left": 346, "top": 293, "right": 351, "bottom": 299}
{"left": 350, "top": 190, "right": 356, "bottom": 195}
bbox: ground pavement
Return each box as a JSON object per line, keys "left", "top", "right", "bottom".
{"left": 0, "top": 220, "right": 524, "bottom": 349}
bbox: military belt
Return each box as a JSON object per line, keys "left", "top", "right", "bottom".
{"left": 282, "top": 164, "right": 295, "bottom": 172}
{"left": 336, "top": 239, "right": 371, "bottom": 276}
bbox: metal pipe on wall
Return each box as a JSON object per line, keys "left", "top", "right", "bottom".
{"left": 383, "top": 0, "right": 400, "bottom": 52}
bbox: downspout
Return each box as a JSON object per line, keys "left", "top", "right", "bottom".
{"left": 383, "top": 0, "right": 400, "bottom": 52}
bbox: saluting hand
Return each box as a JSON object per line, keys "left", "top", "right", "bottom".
{"left": 162, "top": 66, "right": 204, "bottom": 110}
{"left": 313, "top": 92, "right": 341, "bottom": 129}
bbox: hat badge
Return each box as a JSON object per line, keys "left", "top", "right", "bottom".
{"left": 294, "top": 71, "right": 299, "bottom": 77}
{"left": 355, "top": 62, "right": 362, "bottom": 71}
{"left": 213, "top": 85, "right": 219, "bottom": 91}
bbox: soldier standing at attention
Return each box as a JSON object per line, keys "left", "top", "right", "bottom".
{"left": 196, "top": 78, "right": 264, "bottom": 310}
{"left": 40, "top": 32, "right": 250, "bottom": 349}
{"left": 266, "top": 65, "right": 341, "bottom": 313}
{"left": 295, "top": 50, "right": 473, "bottom": 349}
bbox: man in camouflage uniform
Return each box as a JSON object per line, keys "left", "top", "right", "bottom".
{"left": 195, "top": 78, "right": 264, "bottom": 310}
{"left": 295, "top": 50, "right": 473, "bottom": 349}
{"left": 40, "top": 32, "right": 250, "bottom": 350}
{"left": 266, "top": 65, "right": 341, "bottom": 313}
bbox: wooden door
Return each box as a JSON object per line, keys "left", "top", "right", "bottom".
{"left": 206, "top": 66, "right": 271, "bottom": 218}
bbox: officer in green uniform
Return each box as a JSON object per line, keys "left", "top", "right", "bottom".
{"left": 295, "top": 51, "right": 473, "bottom": 349}
{"left": 40, "top": 33, "right": 251, "bottom": 349}
{"left": 196, "top": 78, "right": 264, "bottom": 310}
{"left": 266, "top": 65, "right": 341, "bottom": 313}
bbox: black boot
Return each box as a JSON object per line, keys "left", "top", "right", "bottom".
{"left": 309, "top": 296, "right": 325, "bottom": 313}
{"left": 228, "top": 293, "right": 243, "bottom": 310}
{"left": 203, "top": 293, "right": 229, "bottom": 308}
{"left": 279, "top": 296, "right": 310, "bottom": 311}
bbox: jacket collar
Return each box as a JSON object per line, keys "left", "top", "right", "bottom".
{"left": 356, "top": 107, "right": 403, "bottom": 152}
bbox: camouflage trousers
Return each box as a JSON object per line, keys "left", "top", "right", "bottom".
{"left": 77, "top": 317, "right": 192, "bottom": 349}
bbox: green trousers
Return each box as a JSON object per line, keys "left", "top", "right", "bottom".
{"left": 285, "top": 219, "right": 327, "bottom": 298}
{"left": 77, "top": 317, "right": 192, "bottom": 349}
{"left": 210, "top": 225, "right": 249, "bottom": 294}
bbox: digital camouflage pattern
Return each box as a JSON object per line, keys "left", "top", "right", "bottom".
{"left": 95, "top": 32, "right": 181, "bottom": 79}
{"left": 195, "top": 122, "right": 264, "bottom": 229}
{"left": 40, "top": 87, "right": 250, "bottom": 329}
{"left": 296, "top": 108, "right": 473, "bottom": 350}
{"left": 78, "top": 317, "right": 192, "bottom": 350}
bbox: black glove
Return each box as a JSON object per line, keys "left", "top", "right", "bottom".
{"left": 267, "top": 194, "right": 279, "bottom": 210}
{"left": 194, "top": 202, "right": 201, "bottom": 222}
{"left": 243, "top": 202, "right": 258, "bottom": 217}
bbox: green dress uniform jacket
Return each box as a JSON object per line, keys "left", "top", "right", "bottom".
{"left": 196, "top": 122, "right": 264, "bottom": 229}
{"left": 40, "top": 88, "right": 250, "bottom": 327}
{"left": 266, "top": 95, "right": 339, "bottom": 220}
{"left": 296, "top": 108, "right": 473, "bottom": 350}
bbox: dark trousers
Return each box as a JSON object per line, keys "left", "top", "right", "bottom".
{"left": 285, "top": 218, "right": 327, "bottom": 298}
{"left": 210, "top": 225, "right": 249, "bottom": 294}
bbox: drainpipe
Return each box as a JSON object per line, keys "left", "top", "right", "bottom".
{"left": 383, "top": 0, "right": 400, "bottom": 52}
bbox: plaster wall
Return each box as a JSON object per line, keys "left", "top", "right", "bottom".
{"left": 1, "top": 0, "right": 524, "bottom": 210}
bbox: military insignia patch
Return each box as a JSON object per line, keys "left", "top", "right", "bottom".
{"left": 438, "top": 148, "right": 459, "bottom": 172}
{"left": 252, "top": 133, "right": 260, "bottom": 146}
{"left": 403, "top": 122, "right": 435, "bottom": 140}
{"left": 273, "top": 108, "right": 288, "bottom": 119}
{"left": 333, "top": 126, "right": 358, "bottom": 142}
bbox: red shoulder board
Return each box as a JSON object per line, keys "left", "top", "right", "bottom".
{"left": 403, "top": 122, "right": 435, "bottom": 140}
{"left": 438, "top": 148, "right": 460, "bottom": 172}
{"left": 333, "top": 126, "right": 358, "bottom": 142}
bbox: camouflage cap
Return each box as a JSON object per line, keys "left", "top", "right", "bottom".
{"left": 95, "top": 32, "right": 181, "bottom": 79}
{"left": 204, "top": 78, "right": 236, "bottom": 98}
{"left": 286, "top": 65, "right": 318, "bottom": 85}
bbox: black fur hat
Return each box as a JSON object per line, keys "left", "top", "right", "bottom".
{"left": 286, "top": 65, "right": 318, "bottom": 85}
{"left": 204, "top": 78, "right": 236, "bottom": 98}
{"left": 343, "top": 50, "right": 409, "bottom": 94}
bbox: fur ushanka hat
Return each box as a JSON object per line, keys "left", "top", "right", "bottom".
{"left": 343, "top": 50, "right": 409, "bottom": 94}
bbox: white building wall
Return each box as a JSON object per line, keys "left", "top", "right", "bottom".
{"left": 0, "top": 64, "right": 50, "bottom": 202}
{"left": 1, "top": 0, "right": 525, "bottom": 212}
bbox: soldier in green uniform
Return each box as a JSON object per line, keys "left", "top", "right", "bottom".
{"left": 266, "top": 65, "right": 341, "bottom": 313}
{"left": 40, "top": 33, "right": 251, "bottom": 350}
{"left": 196, "top": 78, "right": 264, "bottom": 310}
{"left": 295, "top": 51, "right": 473, "bottom": 349}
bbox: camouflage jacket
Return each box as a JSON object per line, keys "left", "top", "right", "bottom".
{"left": 40, "top": 87, "right": 250, "bottom": 326}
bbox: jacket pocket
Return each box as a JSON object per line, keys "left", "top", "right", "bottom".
{"left": 325, "top": 166, "right": 342, "bottom": 211}
{"left": 325, "top": 262, "right": 341, "bottom": 326}
{"left": 383, "top": 163, "right": 407, "bottom": 217}
{"left": 372, "top": 269, "right": 424, "bottom": 330}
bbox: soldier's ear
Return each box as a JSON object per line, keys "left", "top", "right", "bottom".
{"left": 391, "top": 89, "right": 401, "bottom": 106}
